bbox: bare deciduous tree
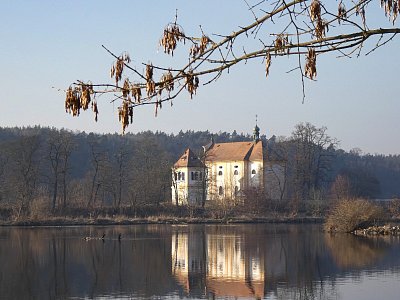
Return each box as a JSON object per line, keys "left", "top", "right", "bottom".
{"left": 330, "top": 174, "right": 352, "bottom": 200}
{"left": 87, "top": 137, "right": 108, "bottom": 207}
{"left": 64, "top": 0, "right": 400, "bottom": 132}
{"left": 10, "top": 135, "right": 42, "bottom": 218}
{"left": 291, "top": 122, "right": 337, "bottom": 201}
{"left": 0, "top": 145, "right": 9, "bottom": 203}
{"left": 47, "top": 130, "right": 76, "bottom": 211}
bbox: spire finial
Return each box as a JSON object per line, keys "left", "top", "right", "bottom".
{"left": 253, "top": 115, "right": 260, "bottom": 142}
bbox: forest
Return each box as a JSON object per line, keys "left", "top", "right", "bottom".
{"left": 0, "top": 125, "right": 399, "bottom": 222}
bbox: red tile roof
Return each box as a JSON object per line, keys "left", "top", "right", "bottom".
{"left": 174, "top": 148, "right": 204, "bottom": 168}
{"left": 206, "top": 141, "right": 264, "bottom": 162}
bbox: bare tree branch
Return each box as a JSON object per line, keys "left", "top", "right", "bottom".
{"left": 64, "top": 0, "right": 400, "bottom": 133}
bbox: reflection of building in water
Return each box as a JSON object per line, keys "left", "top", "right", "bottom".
{"left": 172, "top": 230, "right": 206, "bottom": 295}
{"left": 172, "top": 233, "right": 188, "bottom": 275}
{"left": 171, "top": 229, "right": 264, "bottom": 298}
{"left": 207, "top": 235, "right": 245, "bottom": 278}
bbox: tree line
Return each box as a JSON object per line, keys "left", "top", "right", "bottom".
{"left": 0, "top": 125, "right": 399, "bottom": 221}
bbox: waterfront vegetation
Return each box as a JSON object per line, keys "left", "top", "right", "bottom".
{"left": 1, "top": 196, "right": 400, "bottom": 233}
{"left": 0, "top": 126, "right": 400, "bottom": 230}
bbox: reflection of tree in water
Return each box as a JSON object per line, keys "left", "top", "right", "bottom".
{"left": 325, "top": 234, "right": 387, "bottom": 269}
{"left": 171, "top": 224, "right": 341, "bottom": 299}
{"left": 275, "top": 284, "right": 339, "bottom": 300}
{"left": 0, "top": 226, "right": 180, "bottom": 299}
{"left": 1, "top": 224, "right": 399, "bottom": 299}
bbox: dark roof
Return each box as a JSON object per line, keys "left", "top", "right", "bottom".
{"left": 174, "top": 148, "right": 204, "bottom": 168}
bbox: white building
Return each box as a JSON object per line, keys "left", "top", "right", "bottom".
{"left": 171, "top": 125, "right": 285, "bottom": 205}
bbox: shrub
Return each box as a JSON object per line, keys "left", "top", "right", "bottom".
{"left": 324, "top": 198, "right": 385, "bottom": 232}
{"left": 388, "top": 198, "right": 400, "bottom": 219}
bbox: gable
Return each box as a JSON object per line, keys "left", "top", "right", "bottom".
{"left": 248, "top": 140, "right": 264, "bottom": 161}
{"left": 174, "top": 148, "right": 204, "bottom": 168}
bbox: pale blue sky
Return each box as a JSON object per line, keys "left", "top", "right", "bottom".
{"left": 1, "top": 1, "right": 399, "bottom": 154}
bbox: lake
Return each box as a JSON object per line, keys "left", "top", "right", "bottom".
{"left": 0, "top": 224, "right": 399, "bottom": 299}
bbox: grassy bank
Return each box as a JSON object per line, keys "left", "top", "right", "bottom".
{"left": 1, "top": 198, "right": 399, "bottom": 228}
{"left": 0, "top": 202, "right": 326, "bottom": 226}
{"left": 0, "top": 214, "right": 324, "bottom": 227}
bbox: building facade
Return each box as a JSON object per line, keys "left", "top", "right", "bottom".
{"left": 171, "top": 126, "right": 285, "bottom": 205}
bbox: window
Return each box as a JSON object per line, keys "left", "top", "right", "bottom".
{"left": 191, "top": 171, "right": 202, "bottom": 181}
{"left": 190, "top": 171, "right": 203, "bottom": 181}
{"left": 218, "top": 170, "right": 223, "bottom": 176}
{"left": 251, "top": 169, "right": 256, "bottom": 175}
{"left": 234, "top": 170, "right": 239, "bottom": 175}
{"left": 234, "top": 186, "right": 239, "bottom": 196}
{"left": 178, "top": 172, "right": 182, "bottom": 181}
{"left": 218, "top": 186, "right": 223, "bottom": 196}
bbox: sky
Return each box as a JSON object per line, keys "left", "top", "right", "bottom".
{"left": 1, "top": 1, "right": 399, "bottom": 155}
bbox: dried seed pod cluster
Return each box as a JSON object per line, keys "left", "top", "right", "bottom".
{"left": 146, "top": 80, "right": 155, "bottom": 97}
{"left": 81, "top": 84, "right": 93, "bottom": 110}
{"left": 131, "top": 84, "right": 142, "bottom": 103}
{"left": 145, "top": 64, "right": 155, "bottom": 96}
{"left": 92, "top": 101, "right": 99, "bottom": 122}
{"left": 122, "top": 78, "right": 130, "bottom": 98}
{"left": 315, "top": 18, "right": 328, "bottom": 39}
{"left": 265, "top": 52, "right": 271, "bottom": 78}
{"left": 65, "top": 87, "right": 81, "bottom": 116}
{"left": 185, "top": 70, "right": 199, "bottom": 98}
{"left": 309, "top": 0, "right": 328, "bottom": 39}
{"left": 274, "top": 34, "right": 288, "bottom": 53}
{"left": 305, "top": 48, "right": 317, "bottom": 80}
{"left": 381, "top": 0, "right": 400, "bottom": 23}
{"left": 356, "top": 2, "right": 366, "bottom": 27}
{"left": 160, "top": 23, "right": 185, "bottom": 56}
{"left": 337, "top": 1, "right": 347, "bottom": 23}
{"left": 309, "top": 0, "right": 321, "bottom": 22}
{"left": 118, "top": 100, "right": 133, "bottom": 134}
{"left": 65, "top": 83, "right": 94, "bottom": 116}
{"left": 190, "top": 35, "right": 211, "bottom": 58}
{"left": 160, "top": 70, "right": 174, "bottom": 94}
{"left": 155, "top": 100, "right": 162, "bottom": 117}
{"left": 110, "top": 53, "right": 131, "bottom": 85}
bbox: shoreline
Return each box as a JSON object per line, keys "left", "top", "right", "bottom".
{"left": 353, "top": 224, "right": 400, "bottom": 236}
{"left": 0, "top": 216, "right": 325, "bottom": 227}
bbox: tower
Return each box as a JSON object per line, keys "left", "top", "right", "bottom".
{"left": 253, "top": 115, "right": 260, "bottom": 142}
{"left": 172, "top": 148, "right": 204, "bottom": 205}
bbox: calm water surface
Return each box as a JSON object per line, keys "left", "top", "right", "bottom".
{"left": 0, "top": 224, "right": 399, "bottom": 299}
